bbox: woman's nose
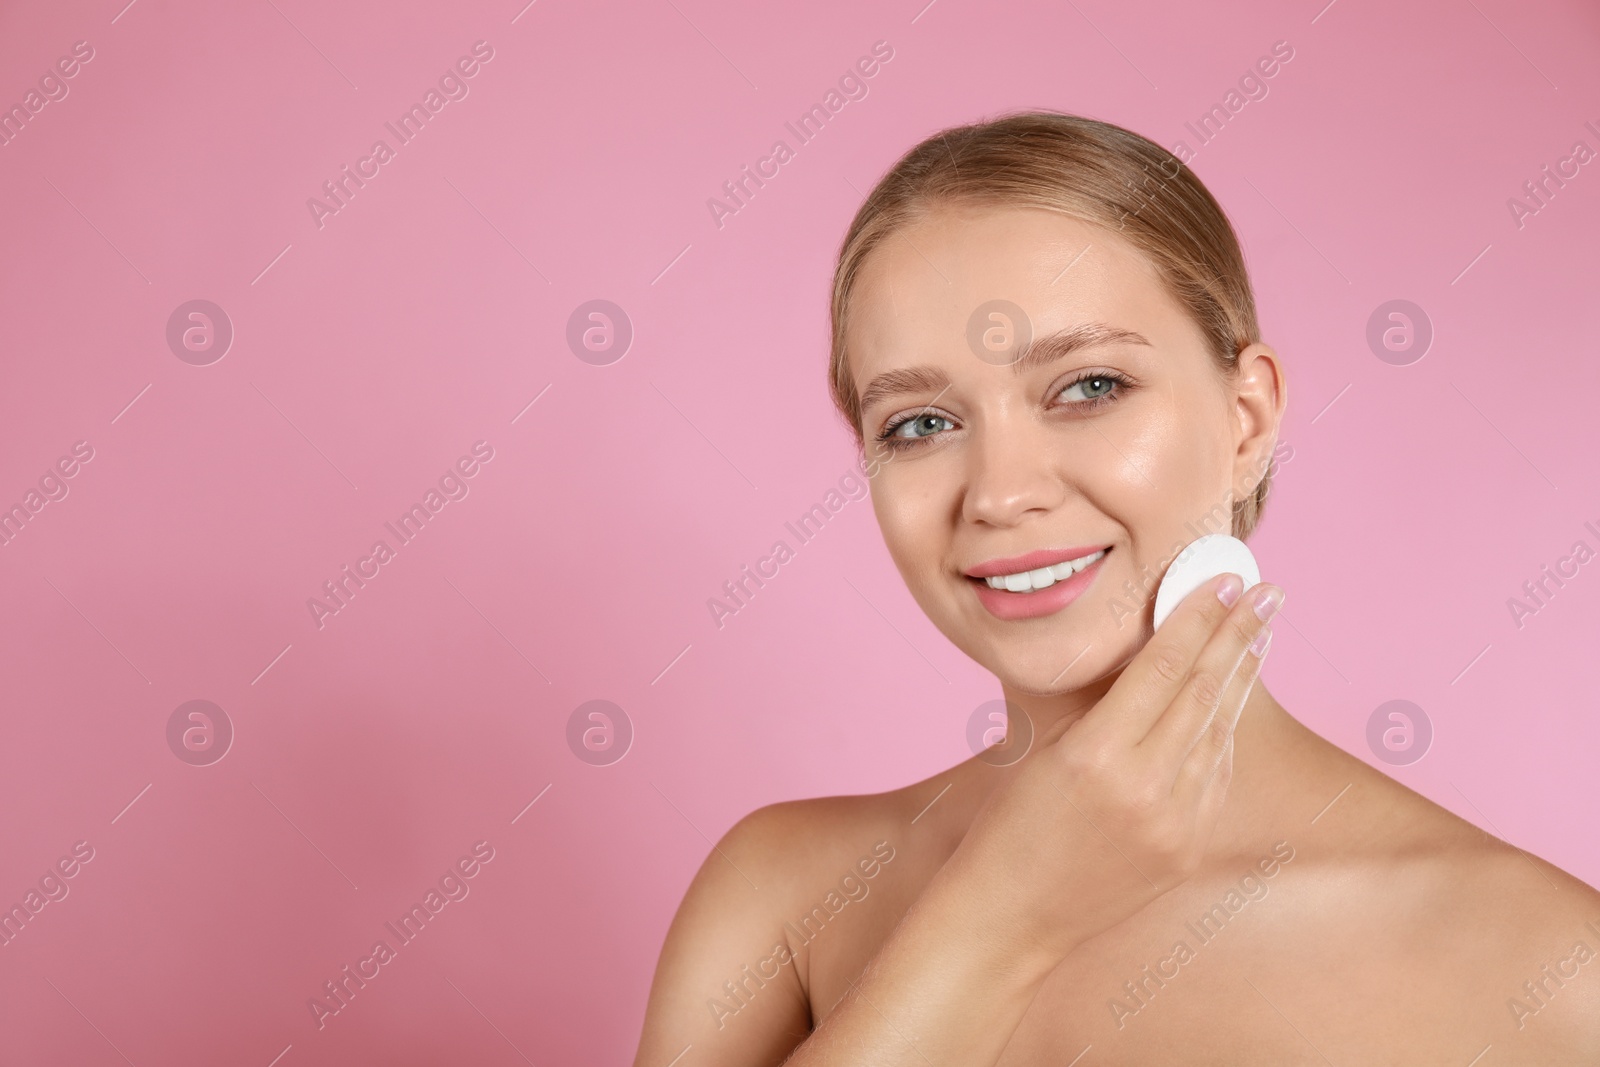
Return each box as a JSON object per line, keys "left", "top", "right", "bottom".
{"left": 960, "top": 416, "right": 1068, "bottom": 527}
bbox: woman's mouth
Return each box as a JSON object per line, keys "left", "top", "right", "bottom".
{"left": 966, "top": 547, "right": 1111, "bottom": 621}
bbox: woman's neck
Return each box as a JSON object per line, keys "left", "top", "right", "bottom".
{"left": 945, "top": 677, "right": 1313, "bottom": 864}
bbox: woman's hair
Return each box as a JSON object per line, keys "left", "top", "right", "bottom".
{"left": 828, "top": 109, "right": 1272, "bottom": 541}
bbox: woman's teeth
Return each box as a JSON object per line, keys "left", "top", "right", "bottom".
{"left": 984, "top": 549, "right": 1106, "bottom": 592}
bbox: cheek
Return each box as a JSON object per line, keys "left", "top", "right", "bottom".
{"left": 1106, "top": 399, "right": 1237, "bottom": 551}
{"left": 869, "top": 470, "right": 954, "bottom": 592}
{"left": 870, "top": 475, "right": 929, "bottom": 564}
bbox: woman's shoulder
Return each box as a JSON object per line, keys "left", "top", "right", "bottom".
{"left": 1294, "top": 746, "right": 1600, "bottom": 1046}
{"left": 720, "top": 769, "right": 951, "bottom": 873}
{"left": 1381, "top": 814, "right": 1600, "bottom": 1050}
{"left": 707, "top": 758, "right": 985, "bottom": 918}
{"left": 631, "top": 768, "right": 973, "bottom": 1065}
{"left": 1313, "top": 740, "right": 1600, "bottom": 905}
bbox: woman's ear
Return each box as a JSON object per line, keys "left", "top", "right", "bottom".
{"left": 1231, "top": 342, "right": 1287, "bottom": 496}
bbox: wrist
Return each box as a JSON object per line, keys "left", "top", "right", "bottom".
{"left": 915, "top": 857, "right": 1067, "bottom": 993}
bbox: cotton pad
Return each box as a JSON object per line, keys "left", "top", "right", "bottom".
{"left": 1152, "top": 533, "right": 1261, "bottom": 631}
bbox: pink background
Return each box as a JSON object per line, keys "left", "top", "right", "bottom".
{"left": 1, "top": 0, "right": 1597, "bottom": 1062}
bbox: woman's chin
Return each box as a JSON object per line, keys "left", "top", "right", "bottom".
{"left": 978, "top": 639, "right": 1124, "bottom": 697}
{"left": 928, "top": 597, "right": 1140, "bottom": 694}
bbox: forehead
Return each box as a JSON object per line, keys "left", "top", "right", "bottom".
{"left": 845, "top": 204, "right": 1194, "bottom": 385}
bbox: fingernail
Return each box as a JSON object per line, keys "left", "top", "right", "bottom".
{"left": 1253, "top": 586, "right": 1284, "bottom": 621}
{"left": 1216, "top": 573, "right": 1243, "bottom": 607}
{"left": 1249, "top": 624, "right": 1273, "bottom": 658}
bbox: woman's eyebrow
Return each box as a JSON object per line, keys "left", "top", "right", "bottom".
{"left": 1012, "top": 322, "right": 1152, "bottom": 373}
{"left": 859, "top": 366, "right": 949, "bottom": 415}
{"left": 857, "top": 322, "right": 1152, "bottom": 413}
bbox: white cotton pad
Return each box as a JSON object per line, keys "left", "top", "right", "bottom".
{"left": 1152, "top": 534, "right": 1261, "bottom": 631}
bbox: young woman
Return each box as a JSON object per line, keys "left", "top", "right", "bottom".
{"left": 631, "top": 111, "right": 1600, "bottom": 1065}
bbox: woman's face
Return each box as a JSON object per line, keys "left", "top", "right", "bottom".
{"left": 845, "top": 203, "right": 1284, "bottom": 694}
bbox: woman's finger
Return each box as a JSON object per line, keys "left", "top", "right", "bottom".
{"left": 1167, "top": 619, "right": 1270, "bottom": 805}
{"left": 1139, "top": 580, "right": 1279, "bottom": 771}
{"left": 1081, "top": 571, "right": 1250, "bottom": 746}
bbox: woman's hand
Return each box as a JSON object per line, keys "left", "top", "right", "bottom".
{"left": 932, "top": 571, "right": 1283, "bottom": 968}
{"left": 631, "top": 570, "right": 1283, "bottom": 1067}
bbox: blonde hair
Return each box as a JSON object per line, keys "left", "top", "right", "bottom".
{"left": 828, "top": 110, "right": 1272, "bottom": 541}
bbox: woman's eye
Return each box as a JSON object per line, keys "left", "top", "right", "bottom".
{"left": 888, "top": 413, "right": 953, "bottom": 440}
{"left": 1060, "top": 375, "right": 1117, "bottom": 403}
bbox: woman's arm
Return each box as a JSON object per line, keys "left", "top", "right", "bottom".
{"left": 633, "top": 572, "right": 1279, "bottom": 1066}
{"left": 630, "top": 802, "right": 818, "bottom": 1067}
{"left": 775, "top": 856, "right": 1070, "bottom": 1065}
{"left": 630, "top": 800, "right": 1070, "bottom": 1067}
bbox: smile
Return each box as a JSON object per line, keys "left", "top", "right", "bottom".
{"left": 980, "top": 548, "right": 1106, "bottom": 592}
{"left": 966, "top": 546, "right": 1112, "bottom": 621}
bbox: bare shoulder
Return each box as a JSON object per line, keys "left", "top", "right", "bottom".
{"left": 1318, "top": 744, "right": 1600, "bottom": 926}
{"left": 1434, "top": 825, "right": 1600, "bottom": 1050}
{"left": 1303, "top": 748, "right": 1600, "bottom": 1053}
{"left": 721, "top": 757, "right": 972, "bottom": 885}
{"left": 631, "top": 776, "right": 943, "bottom": 1067}
{"left": 723, "top": 788, "right": 908, "bottom": 879}
{"left": 1404, "top": 826, "right": 1600, "bottom": 1056}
